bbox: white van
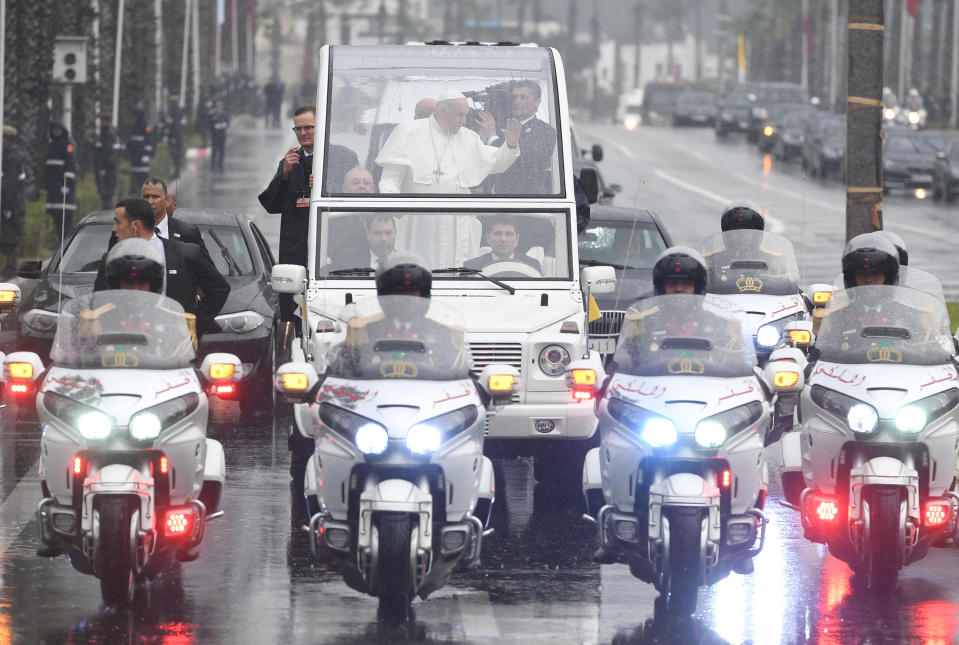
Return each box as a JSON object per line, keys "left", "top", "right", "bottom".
{"left": 273, "top": 43, "right": 615, "bottom": 484}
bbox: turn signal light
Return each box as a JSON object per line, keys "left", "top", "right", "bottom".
{"left": 159, "top": 456, "right": 169, "bottom": 475}
{"left": 816, "top": 500, "right": 838, "bottom": 521}
{"left": 925, "top": 503, "right": 949, "bottom": 527}
{"left": 280, "top": 373, "right": 309, "bottom": 391}
{"left": 0, "top": 290, "right": 17, "bottom": 304}
{"left": 773, "top": 371, "right": 801, "bottom": 388}
{"left": 721, "top": 469, "right": 732, "bottom": 488}
{"left": 208, "top": 363, "right": 235, "bottom": 380}
{"left": 788, "top": 330, "right": 812, "bottom": 345}
{"left": 812, "top": 291, "right": 832, "bottom": 305}
{"left": 7, "top": 362, "right": 33, "bottom": 379}
{"left": 488, "top": 374, "right": 515, "bottom": 391}
{"left": 570, "top": 369, "right": 597, "bottom": 385}
{"left": 164, "top": 511, "right": 192, "bottom": 536}
{"left": 73, "top": 456, "right": 83, "bottom": 475}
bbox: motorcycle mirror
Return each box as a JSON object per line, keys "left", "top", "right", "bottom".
{"left": 565, "top": 359, "right": 604, "bottom": 402}
{"left": 808, "top": 283, "right": 834, "bottom": 308}
{"left": 3, "top": 351, "right": 44, "bottom": 382}
{"left": 275, "top": 361, "right": 320, "bottom": 403}
{"left": 0, "top": 282, "right": 21, "bottom": 313}
{"left": 478, "top": 364, "right": 520, "bottom": 404}
{"left": 763, "top": 350, "right": 806, "bottom": 394}
{"left": 783, "top": 321, "right": 815, "bottom": 348}
{"left": 201, "top": 353, "right": 242, "bottom": 381}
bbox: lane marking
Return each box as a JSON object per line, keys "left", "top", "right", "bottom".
{"left": 453, "top": 590, "right": 501, "bottom": 638}
{"left": 0, "top": 458, "right": 40, "bottom": 560}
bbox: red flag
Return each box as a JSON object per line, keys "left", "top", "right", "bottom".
{"left": 907, "top": 0, "right": 919, "bottom": 17}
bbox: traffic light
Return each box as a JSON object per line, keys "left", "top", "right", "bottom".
{"left": 53, "top": 37, "right": 87, "bottom": 84}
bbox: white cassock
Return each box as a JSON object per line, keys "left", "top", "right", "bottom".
{"left": 375, "top": 116, "right": 520, "bottom": 267}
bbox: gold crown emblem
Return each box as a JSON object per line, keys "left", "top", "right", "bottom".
{"left": 866, "top": 346, "right": 903, "bottom": 363}
{"left": 667, "top": 357, "right": 705, "bottom": 375}
{"left": 380, "top": 360, "right": 418, "bottom": 378}
{"left": 736, "top": 275, "right": 763, "bottom": 293}
{"left": 101, "top": 351, "right": 140, "bottom": 368}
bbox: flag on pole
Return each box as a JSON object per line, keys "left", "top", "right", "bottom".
{"left": 588, "top": 295, "right": 601, "bottom": 323}
{"left": 906, "top": 0, "right": 919, "bottom": 18}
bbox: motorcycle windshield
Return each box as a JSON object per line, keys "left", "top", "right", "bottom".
{"left": 325, "top": 295, "right": 472, "bottom": 381}
{"left": 50, "top": 290, "right": 196, "bottom": 369}
{"left": 817, "top": 286, "right": 954, "bottom": 366}
{"left": 702, "top": 229, "right": 802, "bottom": 296}
{"left": 612, "top": 294, "right": 756, "bottom": 378}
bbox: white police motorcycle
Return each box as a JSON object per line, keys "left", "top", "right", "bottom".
{"left": 772, "top": 285, "right": 959, "bottom": 590}
{"left": 579, "top": 294, "right": 770, "bottom": 615}
{"left": 275, "top": 295, "right": 516, "bottom": 624}
{"left": 1, "top": 290, "right": 239, "bottom": 606}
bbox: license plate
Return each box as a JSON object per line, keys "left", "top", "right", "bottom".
{"left": 589, "top": 338, "right": 617, "bottom": 354}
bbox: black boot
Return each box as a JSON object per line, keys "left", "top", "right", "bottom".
{"left": 36, "top": 542, "right": 63, "bottom": 558}
{"left": 732, "top": 556, "right": 754, "bottom": 575}
{"left": 592, "top": 545, "right": 617, "bottom": 564}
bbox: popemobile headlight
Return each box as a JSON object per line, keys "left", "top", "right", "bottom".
{"left": 538, "top": 345, "right": 571, "bottom": 376}
{"left": 847, "top": 403, "right": 879, "bottom": 434}
{"left": 642, "top": 417, "right": 678, "bottom": 448}
{"left": 77, "top": 410, "right": 112, "bottom": 440}
{"left": 755, "top": 324, "right": 782, "bottom": 349}
{"left": 355, "top": 423, "right": 389, "bottom": 455}
{"left": 406, "top": 424, "right": 442, "bottom": 455}
{"left": 215, "top": 311, "right": 265, "bottom": 334}
{"left": 129, "top": 412, "right": 163, "bottom": 441}
{"left": 895, "top": 405, "right": 927, "bottom": 433}
{"left": 694, "top": 420, "right": 726, "bottom": 448}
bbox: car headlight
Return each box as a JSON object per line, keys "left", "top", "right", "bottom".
{"left": 884, "top": 107, "right": 897, "bottom": 121}
{"left": 624, "top": 117, "right": 639, "bottom": 130}
{"left": 756, "top": 324, "right": 782, "bottom": 348}
{"left": 694, "top": 401, "right": 763, "bottom": 448}
{"left": 43, "top": 392, "right": 113, "bottom": 439}
{"left": 320, "top": 402, "right": 389, "bottom": 454}
{"left": 538, "top": 345, "right": 571, "bottom": 376}
{"left": 355, "top": 423, "right": 389, "bottom": 455}
{"left": 607, "top": 397, "right": 677, "bottom": 447}
{"left": 811, "top": 385, "right": 878, "bottom": 433}
{"left": 896, "top": 389, "right": 959, "bottom": 433}
{"left": 908, "top": 111, "right": 921, "bottom": 124}
{"left": 23, "top": 308, "right": 59, "bottom": 333}
{"left": 406, "top": 424, "right": 442, "bottom": 454}
{"left": 128, "top": 393, "right": 200, "bottom": 441}
{"left": 847, "top": 404, "right": 878, "bottom": 433}
{"left": 215, "top": 311, "right": 265, "bottom": 334}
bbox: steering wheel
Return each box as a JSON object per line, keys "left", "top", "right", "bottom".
{"left": 482, "top": 261, "right": 542, "bottom": 278}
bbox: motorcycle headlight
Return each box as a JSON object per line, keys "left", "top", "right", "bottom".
{"left": 355, "top": 423, "right": 389, "bottom": 455}
{"left": 896, "top": 389, "right": 959, "bottom": 433}
{"left": 538, "top": 345, "right": 571, "bottom": 376}
{"left": 811, "top": 385, "right": 878, "bottom": 433}
{"left": 215, "top": 311, "right": 265, "bottom": 334}
{"left": 908, "top": 111, "right": 921, "bottom": 125}
{"left": 848, "top": 404, "right": 879, "bottom": 434}
{"left": 884, "top": 107, "right": 897, "bottom": 121}
{"left": 128, "top": 393, "right": 199, "bottom": 441}
{"left": 320, "top": 402, "right": 389, "bottom": 454}
{"left": 694, "top": 401, "right": 763, "bottom": 448}
{"left": 895, "top": 405, "right": 926, "bottom": 433}
{"left": 406, "top": 424, "right": 442, "bottom": 454}
{"left": 43, "top": 391, "right": 113, "bottom": 440}
{"left": 608, "top": 397, "right": 677, "bottom": 446}
{"left": 755, "top": 324, "right": 782, "bottom": 348}
{"left": 23, "top": 308, "right": 59, "bottom": 333}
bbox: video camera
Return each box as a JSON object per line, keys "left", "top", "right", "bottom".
{"left": 464, "top": 81, "right": 514, "bottom": 133}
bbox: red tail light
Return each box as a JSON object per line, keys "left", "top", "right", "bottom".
{"left": 10, "top": 382, "right": 30, "bottom": 395}
{"left": 925, "top": 503, "right": 949, "bottom": 527}
{"left": 164, "top": 509, "right": 194, "bottom": 537}
{"left": 213, "top": 383, "right": 235, "bottom": 396}
{"left": 721, "top": 469, "right": 732, "bottom": 488}
{"left": 573, "top": 388, "right": 593, "bottom": 401}
{"left": 816, "top": 500, "right": 839, "bottom": 521}
{"left": 159, "top": 456, "right": 169, "bottom": 475}
{"left": 73, "top": 456, "right": 83, "bottom": 475}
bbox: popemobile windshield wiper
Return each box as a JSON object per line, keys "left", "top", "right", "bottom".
{"left": 579, "top": 258, "right": 639, "bottom": 270}
{"left": 432, "top": 267, "right": 515, "bottom": 295}
{"left": 328, "top": 267, "right": 375, "bottom": 276}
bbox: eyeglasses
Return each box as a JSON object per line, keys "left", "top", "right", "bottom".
{"left": 292, "top": 125, "right": 315, "bottom": 133}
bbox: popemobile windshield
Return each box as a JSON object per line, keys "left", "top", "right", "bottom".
{"left": 271, "top": 43, "right": 617, "bottom": 485}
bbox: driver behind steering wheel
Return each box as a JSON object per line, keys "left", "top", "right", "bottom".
{"left": 464, "top": 214, "right": 542, "bottom": 273}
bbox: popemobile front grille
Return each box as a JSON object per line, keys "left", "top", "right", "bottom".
{"left": 588, "top": 310, "right": 626, "bottom": 337}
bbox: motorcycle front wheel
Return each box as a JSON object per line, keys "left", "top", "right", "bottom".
{"left": 865, "top": 486, "right": 904, "bottom": 592}
{"left": 375, "top": 512, "right": 415, "bottom": 626}
{"left": 663, "top": 507, "right": 703, "bottom": 617}
{"left": 94, "top": 497, "right": 138, "bottom": 606}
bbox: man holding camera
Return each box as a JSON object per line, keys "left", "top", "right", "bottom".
{"left": 376, "top": 89, "right": 521, "bottom": 194}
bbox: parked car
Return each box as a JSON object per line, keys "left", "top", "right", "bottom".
{"left": 578, "top": 206, "right": 673, "bottom": 356}
{"left": 882, "top": 131, "right": 945, "bottom": 194}
{"left": 641, "top": 81, "right": 689, "bottom": 125}
{"left": 15, "top": 209, "right": 281, "bottom": 419}
{"left": 672, "top": 90, "right": 718, "bottom": 127}
{"left": 801, "top": 114, "right": 845, "bottom": 178}
{"left": 772, "top": 107, "right": 818, "bottom": 161}
{"left": 933, "top": 137, "right": 959, "bottom": 202}
{"left": 715, "top": 90, "right": 755, "bottom": 137}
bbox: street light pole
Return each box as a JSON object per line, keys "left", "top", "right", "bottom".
{"left": 112, "top": 0, "right": 125, "bottom": 129}
{"left": 155, "top": 0, "right": 163, "bottom": 117}
{"left": 180, "top": 0, "right": 191, "bottom": 107}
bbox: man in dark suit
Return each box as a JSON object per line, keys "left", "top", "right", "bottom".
{"left": 94, "top": 198, "right": 229, "bottom": 337}
{"left": 330, "top": 213, "right": 396, "bottom": 271}
{"left": 464, "top": 215, "right": 542, "bottom": 273}
{"left": 484, "top": 79, "right": 557, "bottom": 195}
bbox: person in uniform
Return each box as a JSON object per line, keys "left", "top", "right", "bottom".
{"left": 93, "top": 115, "right": 119, "bottom": 210}
{"left": 1, "top": 125, "right": 27, "bottom": 278}
{"left": 164, "top": 98, "right": 187, "bottom": 179}
{"left": 45, "top": 120, "right": 77, "bottom": 240}
{"left": 127, "top": 107, "right": 155, "bottom": 194}
{"left": 263, "top": 75, "right": 284, "bottom": 129}
{"left": 209, "top": 102, "right": 229, "bottom": 173}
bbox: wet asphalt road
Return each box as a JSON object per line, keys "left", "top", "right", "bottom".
{"left": 2, "top": 118, "right": 959, "bottom": 644}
